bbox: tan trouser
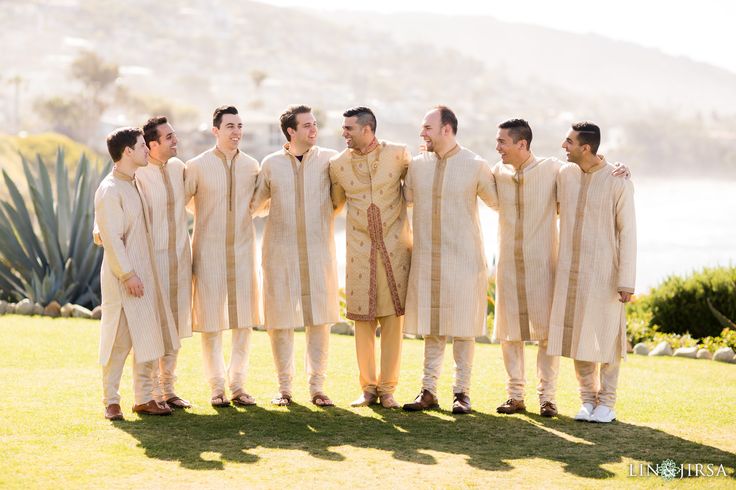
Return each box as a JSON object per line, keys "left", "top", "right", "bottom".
{"left": 574, "top": 359, "right": 621, "bottom": 407}
{"left": 354, "top": 314, "right": 403, "bottom": 395}
{"left": 152, "top": 349, "right": 179, "bottom": 402}
{"left": 200, "top": 328, "right": 252, "bottom": 396}
{"left": 501, "top": 339, "right": 559, "bottom": 403}
{"left": 102, "top": 311, "right": 155, "bottom": 406}
{"left": 422, "top": 335, "right": 475, "bottom": 396}
{"left": 268, "top": 324, "right": 330, "bottom": 396}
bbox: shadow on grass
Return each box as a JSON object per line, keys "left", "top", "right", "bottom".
{"left": 113, "top": 404, "right": 735, "bottom": 479}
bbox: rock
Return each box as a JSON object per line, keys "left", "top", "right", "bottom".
{"left": 91, "top": 306, "right": 102, "bottom": 320}
{"left": 476, "top": 335, "right": 493, "bottom": 344}
{"left": 673, "top": 346, "right": 698, "bottom": 358}
{"left": 294, "top": 325, "right": 305, "bottom": 332}
{"left": 626, "top": 339, "right": 633, "bottom": 354}
{"left": 713, "top": 347, "right": 735, "bottom": 363}
{"left": 60, "top": 303, "right": 74, "bottom": 318}
{"left": 0, "top": 300, "right": 7, "bottom": 314}
{"left": 696, "top": 348, "right": 712, "bottom": 360}
{"left": 44, "top": 301, "right": 61, "bottom": 318}
{"left": 71, "top": 304, "right": 93, "bottom": 319}
{"left": 33, "top": 303, "right": 44, "bottom": 315}
{"left": 6, "top": 303, "right": 17, "bottom": 314}
{"left": 331, "top": 322, "right": 354, "bottom": 336}
{"left": 16, "top": 298, "right": 34, "bottom": 315}
{"left": 633, "top": 343, "right": 650, "bottom": 355}
{"left": 649, "top": 341, "right": 673, "bottom": 357}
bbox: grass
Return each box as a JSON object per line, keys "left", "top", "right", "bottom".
{"left": 0, "top": 314, "right": 734, "bottom": 489}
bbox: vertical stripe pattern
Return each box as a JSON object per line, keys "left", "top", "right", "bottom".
{"left": 159, "top": 165, "right": 180, "bottom": 332}
{"left": 288, "top": 153, "right": 313, "bottom": 325}
{"left": 218, "top": 153, "right": 239, "bottom": 329}
{"left": 513, "top": 171, "right": 531, "bottom": 339}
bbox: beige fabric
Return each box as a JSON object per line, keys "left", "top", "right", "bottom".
{"left": 201, "top": 329, "right": 252, "bottom": 396}
{"left": 102, "top": 311, "right": 155, "bottom": 406}
{"left": 404, "top": 147, "right": 496, "bottom": 337}
{"left": 94, "top": 171, "right": 179, "bottom": 365}
{"left": 574, "top": 359, "right": 621, "bottom": 407}
{"left": 354, "top": 314, "right": 403, "bottom": 395}
{"left": 135, "top": 157, "right": 193, "bottom": 338}
{"left": 152, "top": 349, "right": 179, "bottom": 402}
{"left": 548, "top": 159, "right": 637, "bottom": 364}
{"left": 501, "top": 340, "right": 559, "bottom": 403}
{"left": 329, "top": 141, "right": 412, "bottom": 320}
{"left": 185, "top": 147, "right": 262, "bottom": 332}
{"left": 491, "top": 154, "right": 563, "bottom": 341}
{"left": 421, "top": 335, "right": 475, "bottom": 395}
{"left": 268, "top": 324, "right": 330, "bottom": 396}
{"left": 251, "top": 145, "right": 340, "bottom": 328}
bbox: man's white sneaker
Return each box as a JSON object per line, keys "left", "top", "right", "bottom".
{"left": 574, "top": 403, "right": 595, "bottom": 422}
{"left": 591, "top": 405, "right": 616, "bottom": 423}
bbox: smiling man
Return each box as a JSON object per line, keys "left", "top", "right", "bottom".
{"left": 547, "top": 121, "right": 636, "bottom": 424}
{"left": 251, "top": 105, "right": 339, "bottom": 407}
{"left": 329, "top": 106, "right": 412, "bottom": 409}
{"left": 402, "top": 106, "right": 497, "bottom": 414}
{"left": 135, "top": 116, "right": 193, "bottom": 410}
{"left": 185, "top": 105, "right": 262, "bottom": 408}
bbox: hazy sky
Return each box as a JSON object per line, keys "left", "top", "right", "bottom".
{"left": 259, "top": 0, "right": 736, "bottom": 74}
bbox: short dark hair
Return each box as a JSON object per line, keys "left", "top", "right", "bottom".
{"left": 106, "top": 127, "right": 142, "bottom": 162}
{"left": 498, "top": 119, "right": 533, "bottom": 150}
{"left": 435, "top": 105, "right": 458, "bottom": 135}
{"left": 343, "top": 106, "right": 376, "bottom": 133}
{"left": 213, "top": 105, "right": 239, "bottom": 128}
{"left": 142, "top": 116, "right": 168, "bottom": 148}
{"left": 571, "top": 121, "right": 601, "bottom": 154}
{"left": 279, "top": 105, "right": 312, "bottom": 141}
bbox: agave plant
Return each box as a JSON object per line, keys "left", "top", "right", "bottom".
{"left": 0, "top": 150, "right": 111, "bottom": 307}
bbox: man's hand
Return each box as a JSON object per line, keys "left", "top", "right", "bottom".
{"left": 124, "top": 275, "right": 144, "bottom": 298}
{"left": 618, "top": 291, "right": 632, "bottom": 303}
{"left": 612, "top": 163, "right": 631, "bottom": 179}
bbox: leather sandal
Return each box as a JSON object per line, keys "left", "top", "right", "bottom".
{"left": 232, "top": 392, "right": 257, "bottom": 406}
{"left": 210, "top": 393, "right": 231, "bottom": 407}
{"left": 165, "top": 395, "right": 192, "bottom": 409}
{"left": 311, "top": 393, "right": 334, "bottom": 407}
{"left": 271, "top": 393, "right": 292, "bottom": 406}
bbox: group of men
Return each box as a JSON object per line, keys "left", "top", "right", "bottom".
{"left": 94, "top": 103, "right": 636, "bottom": 425}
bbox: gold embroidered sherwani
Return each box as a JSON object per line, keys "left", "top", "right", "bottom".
{"left": 94, "top": 170, "right": 179, "bottom": 366}
{"left": 329, "top": 141, "right": 412, "bottom": 320}
{"left": 185, "top": 147, "right": 262, "bottom": 332}
{"left": 329, "top": 140, "right": 412, "bottom": 396}
{"left": 135, "top": 157, "right": 192, "bottom": 338}
{"left": 547, "top": 159, "right": 636, "bottom": 364}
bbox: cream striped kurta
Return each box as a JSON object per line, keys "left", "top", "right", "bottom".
{"left": 404, "top": 146, "right": 496, "bottom": 337}
{"left": 251, "top": 144, "right": 340, "bottom": 329}
{"left": 547, "top": 159, "right": 636, "bottom": 364}
{"left": 491, "top": 153, "right": 562, "bottom": 342}
{"left": 135, "top": 157, "right": 192, "bottom": 338}
{"left": 329, "top": 141, "right": 413, "bottom": 321}
{"left": 94, "top": 170, "right": 180, "bottom": 365}
{"left": 185, "top": 147, "right": 263, "bottom": 332}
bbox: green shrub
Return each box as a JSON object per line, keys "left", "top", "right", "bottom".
{"left": 642, "top": 266, "right": 736, "bottom": 338}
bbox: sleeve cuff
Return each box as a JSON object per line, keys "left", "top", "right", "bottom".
{"left": 119, "top": 271, "right": 135, "bottom": 282}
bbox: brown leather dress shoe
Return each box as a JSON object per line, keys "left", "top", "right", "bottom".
{"left": 452, "top": 393, "right": 472, "bottom": 414}
{"left": 496, "top": 398, "right": 526, "bottom": 414}
{"left": 540, "top": 401, "right": 558, "bottom": 418}
{"left": 105, "top": 403, "right": 124, "bottom": 421}
{"left": 132, "top": 400, "right": 173, "bottom": 416}
{"left": 402, "top": 389, "right": 439, "bottom": 412}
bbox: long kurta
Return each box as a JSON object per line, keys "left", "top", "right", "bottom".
{"left": 547, "top": 159, "right": 636, "bottom": 364}
{"left": 491, "top": 153, "right": 562, "bottom": 342}
{"left": 329, "top": 141, "right": 412, "bottom": 321}
{"left": 251, "top": 144, "right": 340, "bottom": 329}
{"left": 135, "top": 157, "right": 193, "bottom": 339}
{"left": 404, "top": 146, "right": 496, "bottom": 337}
{"left": 185, "top": 147, "right": 262, "bottom": 332}
{"left": 94, "top": 170, "right": 180, "bottom": 365}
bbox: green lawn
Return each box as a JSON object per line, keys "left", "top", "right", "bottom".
{"left": 0, "top": 315, "right": 734, "bottom": 489}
